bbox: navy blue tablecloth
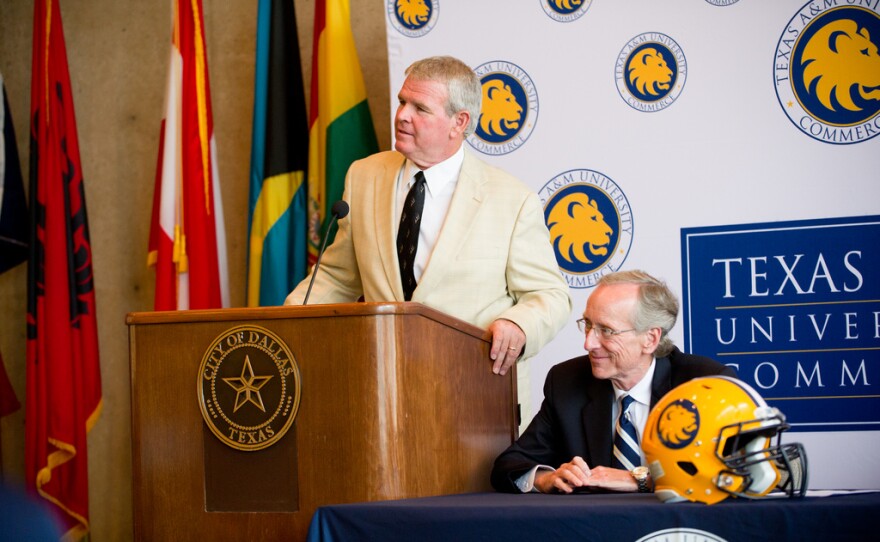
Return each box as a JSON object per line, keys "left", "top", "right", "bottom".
{"left": 307, "top": 491, "right": 878, "bottom": 541}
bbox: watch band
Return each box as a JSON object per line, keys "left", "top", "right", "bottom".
{"left": 632, "top": 467, "right": 651, "bottom": 493}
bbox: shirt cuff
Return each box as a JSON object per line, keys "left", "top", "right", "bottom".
{"left": 515, "top": 465, "right": 555, "bottom": 493}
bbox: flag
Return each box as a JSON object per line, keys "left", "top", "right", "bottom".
{"left": 0, "top": 350, "right": 20, "bottom": 418}
{"left": 26, "top": 1, "right": 102, "bottom": 539}
{"left": 1, "top": 70, "right": 25, "bottom": 475}
{"left": 307, "top": 0, "right": 378, "bottom": 263}
{"left": 148, "top": 0, "right": 229, "bottom": 310}
{"left": 247, "top": 0, "right": 309, "bottom": 307}
{"left": 1, "top": 72, "right": 29, "bottom": 274}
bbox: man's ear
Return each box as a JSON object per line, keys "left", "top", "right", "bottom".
{"left": 450, "top": 110, "right": 470, "bottom": 138}
{"left": 642, "top": 327, "right": 662, "bottom": 355}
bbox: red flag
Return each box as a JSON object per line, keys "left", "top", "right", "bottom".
{"left": 148, "top": 0, "right": 229, "bottom": 310}
{"left": 26, "top": 1, "right": 102, "bottom": 539}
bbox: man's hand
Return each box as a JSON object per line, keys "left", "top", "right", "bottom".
{"left": 488, "top": 319, "right": 526, "bottom": 375}
{"left": 534, "top": 456, "right": 592, "bottom": 494}
{"left": 535, "top": 462, "right": 640, "bottom": 494}
{"left": 578, "top": 466, "right": 639, "bottom": 492}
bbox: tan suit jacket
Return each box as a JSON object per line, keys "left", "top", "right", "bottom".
{"left": 285, "top": 148, "right": 571, "bottom": 360}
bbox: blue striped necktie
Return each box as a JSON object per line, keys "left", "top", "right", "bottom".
{"left": 612, "top": 394, "right": 641, "bottom": 471}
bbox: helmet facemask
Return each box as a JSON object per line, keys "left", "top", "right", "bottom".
{"left": 714, "top": 408, "right": 808, "bottom": 499}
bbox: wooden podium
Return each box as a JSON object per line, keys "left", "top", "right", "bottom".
{"left": 127, "top": 302, "right": 517, "bottom": 541}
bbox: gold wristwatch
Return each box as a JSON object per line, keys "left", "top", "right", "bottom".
{"left": 631, "top": 466, "right": 651, "bottom": 493}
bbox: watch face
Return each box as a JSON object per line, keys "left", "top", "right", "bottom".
{"left": 633, "top": 466, "right": 649, "bottom": 479}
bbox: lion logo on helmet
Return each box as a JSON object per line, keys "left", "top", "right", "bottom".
{"left": 802, "top": 19, "right": 880, "bottom": 113}
{"left": 656, "top": 399, "right": 700, "bottom": 450}
{"left": 546, "top": 192, "right": 612, "bottom": 266}
{"left": 479, "top": 79, "right": 524, "bottom": 138}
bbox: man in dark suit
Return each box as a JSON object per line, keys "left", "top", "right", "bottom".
{"left": 491, "top": 270, "right": 736, "bottom": 494}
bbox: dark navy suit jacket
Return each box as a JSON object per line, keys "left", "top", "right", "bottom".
{"left": 490, "top": 346, "right": 737, "bottom": 493}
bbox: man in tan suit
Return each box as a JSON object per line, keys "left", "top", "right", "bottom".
{"left": 285, "top": 56, "right": 570, "bottom": 405}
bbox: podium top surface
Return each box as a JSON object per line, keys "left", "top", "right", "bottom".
{"left": 126, "top": 301, "right": 488, "bottom": 341}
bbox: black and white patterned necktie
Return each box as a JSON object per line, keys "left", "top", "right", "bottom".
{"left": 397, "top": 171, "right": 426, "bottom": 301}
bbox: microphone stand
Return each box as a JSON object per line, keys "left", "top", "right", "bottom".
{"left": 302, "top": 200, "right": 349, "bottom": 305}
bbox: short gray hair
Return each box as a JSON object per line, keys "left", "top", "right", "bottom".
{"left": 405, "top": 56, "right": 482, "bottom": 137}
{"left": 597, "top": 270, "right": 679, "bottom": 357}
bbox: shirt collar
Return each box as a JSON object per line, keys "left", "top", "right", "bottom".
{"left": 613, "top": 359, "right": 656, "bottom": 407}
{"left": 404, "top": 146, "right": 465, "bottom": 195}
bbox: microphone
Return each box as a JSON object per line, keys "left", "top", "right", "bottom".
{"left": 303, "top": 200, "right": 350, "bottom": 305}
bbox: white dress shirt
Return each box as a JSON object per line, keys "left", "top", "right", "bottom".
{"left": 612, "top": 359, "right": 656, "bottom": 468}
{"left": 395, "top": 146, "right": 464, "bottom": 282}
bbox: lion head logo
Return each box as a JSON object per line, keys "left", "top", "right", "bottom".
{"left": 657, "top": 399, "right": 700, "bottom": 450}
{"left": 801, "top": 19, "right": 880, "bottom": 113}
{"left": 628, "top": 47, "right": 674, "bottom": 97}
{"left": 468, "top": 61, "right": 537, "bottom": 154}
{"left": 547, "top": 192, "right": 612, "bottom": 266}
{"left": 396, "top": 0, "right": 430, "bottom": 29}
{"left": 479, "top": 79, "right": 524, "bottom": 138}
{"left": 776, "top": 4, "right": 880, "bottom": 143}
{"left": 542, "top": 0, "right": 591, "bottom": 21}
{"left": 551, "top": 0, "right": 584, "bottom": 11}
{"left": 617, "top": 34, "right": 686, "bottom": 111}
{"left": 540, "top": 171, "right": 633, "bottom": 285}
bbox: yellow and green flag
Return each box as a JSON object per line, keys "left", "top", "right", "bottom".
{"left": 307, "top": 0, "right": 378, "bottom": 264}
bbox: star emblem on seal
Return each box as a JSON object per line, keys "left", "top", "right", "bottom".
{"left": 223, "top": 355, "right": 274, "bottom": 413}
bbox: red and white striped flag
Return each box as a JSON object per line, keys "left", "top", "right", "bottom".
{"left": 148, "top": 0, "right": 229, "bottom": 310}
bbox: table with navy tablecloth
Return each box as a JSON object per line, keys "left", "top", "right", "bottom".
{"left": 306, "top": 490, "right": 877, "bottom": 541}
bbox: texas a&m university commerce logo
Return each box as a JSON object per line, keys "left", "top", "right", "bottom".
{"left": 655, "top": 398, "right": 700, "bottom": 450}
{"left": 540, "top": 0, "right": 593, "bottom": 23}
{"left": 387, "top": 0, "right": 438, "bottom": 38}
{"left": 774, "top": 2, "right": 880, "bottom": 144}
{"left": 616, "top": 32, "right": 687, "bottom": 112}
{"left": 468, "top": 60, "right": 539, "bottom": 156}
{"left": 198, "top": 325, "right": 301, "bottom": 451}
{"left": 539, "top": 169, "right": 633, "bottom": 289}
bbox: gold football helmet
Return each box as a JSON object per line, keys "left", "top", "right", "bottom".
{"left": 642, "top": 375, "right": 808, "bottom": 504}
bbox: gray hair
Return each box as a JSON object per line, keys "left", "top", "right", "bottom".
{"left": 405, "top": 56, "right": 482, "bottom": 137}
{"left": 597, "top": 270, "right": 679, "bottom": 357}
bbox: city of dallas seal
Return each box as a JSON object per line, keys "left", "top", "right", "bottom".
{"left": 198, "top": 325, "right": 301, "bottom": 451}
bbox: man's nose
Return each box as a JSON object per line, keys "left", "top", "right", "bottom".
{"left": 584, "top": 327, "right": 600, "bottom": 350}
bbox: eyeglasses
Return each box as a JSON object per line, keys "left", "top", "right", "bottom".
{"left": 576, "top": 318, "right": 638, "bottom": 339}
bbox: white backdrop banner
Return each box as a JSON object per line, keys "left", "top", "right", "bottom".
{"left": 385, "top": 0, "right": 880, "bottom": 489}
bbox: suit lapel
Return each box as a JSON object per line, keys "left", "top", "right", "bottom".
{"left": 412, "top": 150, "right": 485, "bottom": 299}
{"left": 581, "top": 379, "right": 614, "bottom": 468}
{"left": 375, "top": 154, "right": 407, "bottom": 300}
{"left": 649, "top": 356, "right": 673, "bottom": 409}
